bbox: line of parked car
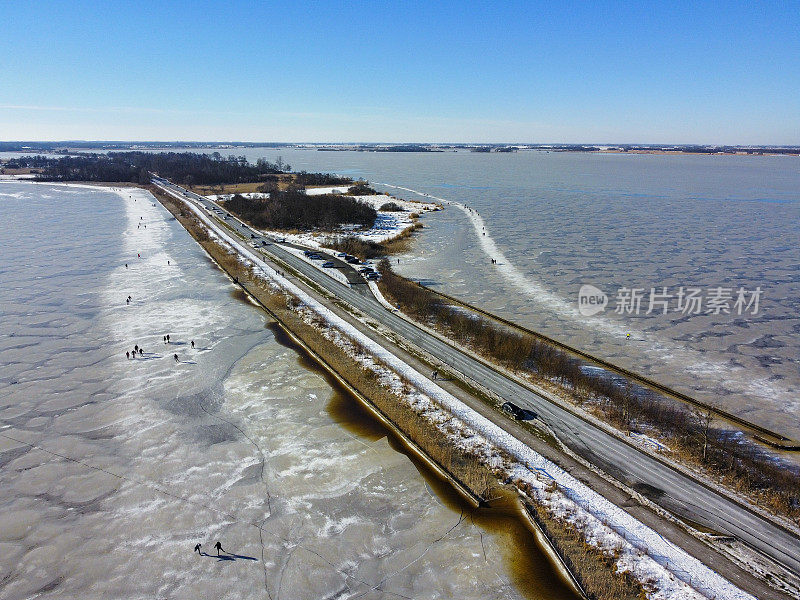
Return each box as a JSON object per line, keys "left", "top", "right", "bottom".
{"left": 302, "top": 250, "right": 381, "bottom": 280}
{"left": 207, "top": 205, "right": 231, "bottom": 220}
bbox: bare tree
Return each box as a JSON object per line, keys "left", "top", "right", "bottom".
{"left": 691, "top": 405, "right": 715, "bottom": 463}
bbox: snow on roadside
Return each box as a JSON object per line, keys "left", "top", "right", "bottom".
{"left": 161, "top": 184, "right": 754, "bottom": 600}
{"left": 630, "top": 432, "right": 671, "bottom": 452}
{"left": 368, "top": 281, "right": 397, "bottom": 312}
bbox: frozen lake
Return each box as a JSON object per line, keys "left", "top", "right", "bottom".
{"left": 0, "top": 182, "right": 574, "bottom": 599}
{"left": 143, "top": 147, "right": 799, "bottom": 441}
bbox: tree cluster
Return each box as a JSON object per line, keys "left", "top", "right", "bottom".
{"left": 224, "top": 191, "right": 376, "bottom": 230}
{"left": 3, "top": 155, "right": 54, "bottom": 169}
{"left": 108, "top": 151, "right": 284, "bottom": 185}
{"left": 293, "top": 170, "right": 353, "bottom": 187}
{"left": 23, "top": 154, "right": 149, "bottom": 183}
{"left": 345, "top": 181, "right": 379, "bottom": 195}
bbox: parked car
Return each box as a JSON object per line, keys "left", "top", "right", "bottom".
{"left": 346, "top": 256, "right": 360, "bottom": 264}
{"left": 366, "top": 272, "right": 381, "bottom": 281}
{"left": 322, "top": 261, "right": 335, "bottom": 268}
{"left": 335, "top": 252, "right": 347, "bottom": 258}
{"left": 303, "top": 250, "right": 314, "bottom": 257}
{"left": 501, "top": 402, "right": 527, "bottom": 420}
{"left": 358, "top": 267, "right": 374, "bottom": 274}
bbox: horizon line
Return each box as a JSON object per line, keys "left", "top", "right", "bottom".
{"left": 3, "top": 140, "right": 800, "bottom": 148}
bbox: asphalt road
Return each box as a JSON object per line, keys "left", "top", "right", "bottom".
{"left": 155, "top": 179, "right": 800, "bottom": 579}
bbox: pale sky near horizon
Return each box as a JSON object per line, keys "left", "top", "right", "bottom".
{"left": 2, "top": 1, "right": 799, "bottom": 144}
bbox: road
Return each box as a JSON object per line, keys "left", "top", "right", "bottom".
{"left": 154, "top": 178, "right": 800, "bottom": 580}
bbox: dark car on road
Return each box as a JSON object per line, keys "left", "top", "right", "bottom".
{"left": 322, "top": 261, "right": 335, "bottom": 268}
{"left": 501, "top": 402, "right": 530, "bottom": 420}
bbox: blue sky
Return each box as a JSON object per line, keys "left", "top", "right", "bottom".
{"left": 2, "top": 1, "right": 798, "bottom": 143}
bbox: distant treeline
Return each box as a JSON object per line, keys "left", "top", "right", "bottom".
{"left": 6, "top": 152, "right": 353, "bottom": 187}
{"left": 372, "top": 145, "right": 444, "bottom": 153}
{"left": 8, "top": 154, "right": 151, "bottom": 183}
{"left": 224, "top": 191, "right": 375, "bottom": 230}
{"left": 0, "top": 142, "right": 296, "bottom": 152}
{"left": 30, "top": 152, "right": 284, "bottom": 185}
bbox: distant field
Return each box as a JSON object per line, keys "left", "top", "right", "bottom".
{"left": 190, "top": 182, "right": 266, "bottom": 195}
{"left": 189, "top": 174, "right": 324, "bottom": 196}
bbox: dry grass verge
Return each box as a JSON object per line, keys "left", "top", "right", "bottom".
{"left": 527, "top": 503, "right": 643, "bottom": 600}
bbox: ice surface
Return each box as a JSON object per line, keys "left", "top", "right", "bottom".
{"left": 0, "top": 182, "right": 567, "bottom": 600}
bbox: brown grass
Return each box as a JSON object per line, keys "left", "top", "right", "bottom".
{"left": 527, "top": 502, "right": 644, "bottom": 600}
{"left": 189, "top": 182, "right": 270, "bottom": 196}
{"left": 188, "top": 174, "right": 298, "bottom": 196}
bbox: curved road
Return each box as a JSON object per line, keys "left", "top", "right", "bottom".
{"left": 155, "top": 178, "right": 800, "bottom": 579}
